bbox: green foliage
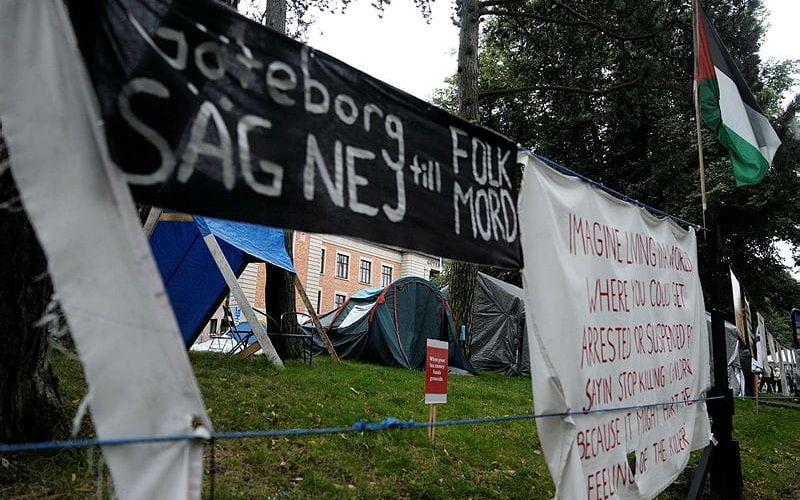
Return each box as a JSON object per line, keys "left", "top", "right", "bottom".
{"left": 430, "top": 261, "right": 451, "bottom": 288}
{"left": 761, "top": 297, "right": 793, "bottom": 346}
{"left": 758, "top": 59, "right": 800, "bottom": 117}
{"left": 475, "top": 0, "right": 800, "bottom": 321}
{"left": 431, "top": 74, "right": 459, "bottom": 113}
{"left": 239, "top": 0, "right": 434, "bottom": 39}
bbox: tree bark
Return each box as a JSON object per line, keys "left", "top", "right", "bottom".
{"left": 457, "top": 0, "right": 480, "bottom": 121}
{"left": 0, "top": 130, "right": 63, "bottom": 442}
{"left": 265, "top": 231, "right": 299, "bottom": 358}
{"left": 258, "top": 0, "right": 299, "bottom": 358}
{"left": 263, "top": 0, "right": 287, "bottom": 33}
{"left": 448, "top": 0, "right": 481, "bottom": 332}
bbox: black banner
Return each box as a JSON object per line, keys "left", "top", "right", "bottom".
{"left": 72, "top": 0, "right": 522, "bottom": 267}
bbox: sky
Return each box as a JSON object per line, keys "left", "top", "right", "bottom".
{"left": 303, "top": 0, "right": 799, "bottom": 274}
{"left": 305, "top": 1, "right": 458, "bottom": 101}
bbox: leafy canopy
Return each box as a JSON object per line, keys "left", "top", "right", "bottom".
{"left": 470, "top": 0, "right": 800, "bottom": 335}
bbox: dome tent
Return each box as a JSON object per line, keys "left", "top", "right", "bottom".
{"left": 305, "top": 277, "right": 475, "bottom": 373}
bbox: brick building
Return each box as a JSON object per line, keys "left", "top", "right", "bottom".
{"left": 204, "top": 232, "right": 441, "bottom": 335}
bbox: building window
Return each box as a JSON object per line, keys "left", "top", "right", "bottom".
{"left": 316, "top": 290, "right": 322, "bottom": 311}
{"left": 381, "top": 265, "right": 393, "bottom": 287}
{"left": 335, "top": 253, "right": 349, "bottom": 279}
{"left": 359, "top": 259, "right": 372, "bottom": 284}
{"left": 319, "top": 248, "right": 326, "bottom": 274}
{"left": 334, "top": 293, "right": 346, "bottom": 309}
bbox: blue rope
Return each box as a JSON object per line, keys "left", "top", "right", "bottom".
{"left": 0, "top": 396, "right": 722, "bottom": 454}
{"left": 520, "top": 148, "right": 704, "bottom": 231}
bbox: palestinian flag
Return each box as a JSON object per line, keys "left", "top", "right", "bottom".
{"left": 694, "top": 2, "right": 781, "bottom": 186}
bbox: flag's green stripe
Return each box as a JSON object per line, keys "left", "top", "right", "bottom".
{"left": 719, "top": 124, "right": 769, "bottom": 186}
{"left": 697, "top": 78, "right": 769, "bottom": 186}
{"left": 698, "top": 78, "right": 721, "bottom": 130}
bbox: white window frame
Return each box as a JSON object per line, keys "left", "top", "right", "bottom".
{"left": 335, "top": 251, "right": 350, "bottom": 280}
{"left": 319, "top": 247, "right": 327, "bottom": 275}
{"left": 381, "top": 264, "right": 394, "bottom": 287}
{"left": 334, "top": 292, "right": 347, "bottom": 309}
{"left": 359, "top": 258, "right": 373, "bottom": 285}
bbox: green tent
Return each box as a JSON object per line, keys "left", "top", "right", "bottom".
{"left": 305, "top": 277, "right": 475, "bottom": 373}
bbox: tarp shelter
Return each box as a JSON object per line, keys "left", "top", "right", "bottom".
{"left": 149, "top": 216, "right": 295, "bottom": 346}
{"left": 469, "top": 273, "right": 530, "bottom": 376}
{"left": 304, "top": 277, "right": 475, "bottom": 373}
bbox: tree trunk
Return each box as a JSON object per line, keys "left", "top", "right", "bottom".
{"left": 448, "top": 0, "right": 481, "bottom": 332}
{"left": 457, "top": 0, "right": 480, "bottom": 121}
{"left": 265, "top": 231, "right": 300, "bottom": 358}
{"left": 0, "top": 130, "right": 63, "bottom": 442}
{"left": 258, "top": 0, "right": 299, "bottom": 358}
{"left": 263, "top": 0, "right": 287, "bottom": 33}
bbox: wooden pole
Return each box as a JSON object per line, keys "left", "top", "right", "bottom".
{"left": 158, "top": 213, "right": 194, "bottom": 223}
{"left": 202, "top": 234, "right": 284, "bottom": 369}
{"left": 293, "top": 278, "right": 340, "bottom": 363}
{"left": 692, "top": 0, "right": 708, "bottom": 230}
{"left": 143, "top": 207, "right": 163, "bottom": 237}
{"left": 428, "top": 404, "right": 437, "bottom": 441}
{"left": 754, "top": 373, "right": 759, "bottom": 413}
{"left": 432, "top": 404, "right": 437, "bottom": 440}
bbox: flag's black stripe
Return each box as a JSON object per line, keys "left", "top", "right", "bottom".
{"left": 699, "top": 6, "right": 763, "bottom": 114}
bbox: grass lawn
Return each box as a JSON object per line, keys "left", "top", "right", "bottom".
{"left": 1, "top": 351, "right": 799, "bottom": 498}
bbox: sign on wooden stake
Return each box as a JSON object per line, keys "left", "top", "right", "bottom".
{"left": 425, "top": 339, "right": 448, "bottom": 441}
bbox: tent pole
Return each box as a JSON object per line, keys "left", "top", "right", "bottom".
{"left": 158, "top": 213, "right": 194, "bottom": 223}
{"left": 294, "top": 278, "right": 340, "bottom": 363}
{"left": 202, "top": 234, "right": 285, "bottom": 369}
{"left": 143, "top": 207, "right": 163, "bottom": 237}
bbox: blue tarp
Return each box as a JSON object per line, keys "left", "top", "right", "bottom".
{"left": 150, "top": 216, "right": 295, "bottom": 346}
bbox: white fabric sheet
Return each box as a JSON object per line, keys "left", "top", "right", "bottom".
{"left": 518, "top": 154, "right": 711, "bottom": 499}
{"left": 0, "top": 1, "right": 210, "bottom": 498}
{"left": 752, "top": 313, "right": 766, "bottom": 373}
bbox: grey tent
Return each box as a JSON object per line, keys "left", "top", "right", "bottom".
{"left": 468, "top": 273, "right": 530, "bottom": 376}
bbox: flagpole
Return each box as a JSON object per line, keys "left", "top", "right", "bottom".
{"left": 692, "top": 0, "right": 708, "bottom": 230}
{"left": 692, "top": 3, "right": 743, "bottom": 500}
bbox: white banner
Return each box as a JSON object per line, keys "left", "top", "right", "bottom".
{"left": 518, "top": 154, "right": 711, "bottom": 499}
{"left": 0, "top": 1, "right": 210, "bottom": 498}
{"left": 753, "top": 312, "right": 766, "bottom": 373}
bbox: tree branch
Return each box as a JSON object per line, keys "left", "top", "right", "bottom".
{"left": 482, "top": 8, "right": 592, "bottom": 28}
{"left": 479, "top": 76, "right": 644, "bottom": 100}
{"left": 478, "top": 0, "right": 524, "bottom": 8}
{"left": 482, "top": 1, "right": 668, "bottom": 42}
{"left": 547, "top": 0, "right": 663, "bottom": 41}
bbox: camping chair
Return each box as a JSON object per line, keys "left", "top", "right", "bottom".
{"left": 207, "top": 315, "right": 234, "bottom": 353}
{"left": 279, "top": 312, "right": 314, "bottom": 366}
{"left": 222, "top": 305, "right": 259, "bottom": 356}
{"left": 254, "top": 307, "right": 312, "bottom": 365}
